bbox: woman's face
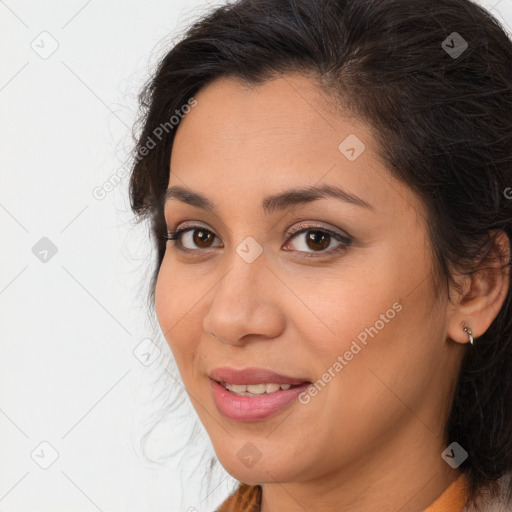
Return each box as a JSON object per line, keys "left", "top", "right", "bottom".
{"left": 155, "top": 75, "right": 465, "bottom": 489}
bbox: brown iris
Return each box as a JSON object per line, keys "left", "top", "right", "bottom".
{"left": 305, "top": 230, "right": 331, "bottom": 251}
{"left": 193, "top": 229, "right": 215, "bottom": 248}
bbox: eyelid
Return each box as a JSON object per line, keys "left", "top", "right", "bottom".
{"left": 168, "top": 220, "right": 213, "bottom": 234}
{"left": 284, "top": 220, "right": 352, "bottom": 240}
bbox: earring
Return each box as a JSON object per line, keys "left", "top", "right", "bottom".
{"left": 462, "top": 323, "right": 474, "bottom": 345}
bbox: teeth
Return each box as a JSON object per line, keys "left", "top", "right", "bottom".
{"left": 222, "top": 382, "right": 296, "bottom": 396}
{"left": 265, "top": 383, "right": 281, "bottom": 393}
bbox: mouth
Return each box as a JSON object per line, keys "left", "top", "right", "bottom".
{"left": 208, "top": 366, "right": 310, "bottom": 386}
{"left": 208, "top": 367, "right": 312, "bottom": 422}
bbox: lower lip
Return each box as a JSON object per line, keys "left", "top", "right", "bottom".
{"left": 210, "top": 379, "right": 310, "bottom": 422}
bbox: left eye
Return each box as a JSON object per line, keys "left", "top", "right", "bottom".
{"left": 285, "top": 228, "right": 351, "bottom": 254}
{"left": 165, "top": 224, "right": 352, "bottom": 256}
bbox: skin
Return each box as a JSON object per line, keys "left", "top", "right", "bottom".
{"left": 154, "top": 74, "right": 509, "bottom": 512}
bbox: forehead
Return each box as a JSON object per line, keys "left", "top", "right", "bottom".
{"left": 173, "top": 74, "right": 355, "bottom": 153}
{"left": 168, "top": 75, "right": 421, "bottom": 221}
{"left": 172, "top": 76, "right": 366, "bottom": 177}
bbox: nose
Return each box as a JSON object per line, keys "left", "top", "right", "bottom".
{"left": 202, "top": 252, "right": 285, "bottom": 346}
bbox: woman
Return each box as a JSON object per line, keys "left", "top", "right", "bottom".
{"left": 129, "top": 0, "right": 512, "bottom": 510}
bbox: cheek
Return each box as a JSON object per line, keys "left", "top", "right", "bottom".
{"left": 293, "top": 245, "right": 440, "bottom": 412}
{"left": 154, "top": 258, "right": 175, "bottom": 341}
{"left": 154, "top": 256, "right": 202, "bottom": 369}
{"left": 286, "top": 256, "right": 404, "bottom": 363}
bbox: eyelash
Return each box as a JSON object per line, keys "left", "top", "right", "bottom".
{"left": 164, "top": 222, "right": 352, "bottom": 258}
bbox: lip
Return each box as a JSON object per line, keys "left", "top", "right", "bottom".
{"left": 210, "top": 379, "right": 310, "bottom": 422}
{"left": 208, "top": 367, "right": 310, "bottom": 386}
{"left": 208, "top": 367, "right": 311, "bottom": 422}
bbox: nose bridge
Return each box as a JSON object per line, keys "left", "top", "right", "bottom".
{"left": 212, "top": 243, "right": 268, "bottom": 313}
{"left": 203, "top": 242, "right": 280, "bottom": 344}
{"left": 219, "top": 231, "right": 270, "bottom": 295}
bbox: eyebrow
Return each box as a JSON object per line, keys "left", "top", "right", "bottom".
{"left": 162, "top": 183, "right": 374, "bottom": 215}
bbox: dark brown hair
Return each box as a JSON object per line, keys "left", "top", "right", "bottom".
{"left": 129, "top": 0, "right": 512, "bottom": 509}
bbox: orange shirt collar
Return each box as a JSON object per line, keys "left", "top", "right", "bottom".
{"left": 422, "top": 474, "right": 469, "bottom": 512}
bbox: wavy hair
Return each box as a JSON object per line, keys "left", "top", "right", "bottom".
{"left": 129, "top": 0, "right": 512, "bottom": 509}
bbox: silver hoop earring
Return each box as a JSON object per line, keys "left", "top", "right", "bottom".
{"left": 463, "top": 324, "right": 474, "bottom": 345}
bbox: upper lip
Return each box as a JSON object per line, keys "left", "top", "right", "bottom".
{"left": 209, "top": 367, "right": 310, "bottom": 385}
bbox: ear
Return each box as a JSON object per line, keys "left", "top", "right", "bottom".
{"left": 447, "top": 229, "right": 510, "bottom": 345}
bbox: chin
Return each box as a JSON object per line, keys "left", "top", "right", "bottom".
{"left": 214, "top": 447, "right": 304, "bottom": 485}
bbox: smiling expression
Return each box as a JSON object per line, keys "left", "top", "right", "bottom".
{"left": 154, "top": 74, "right": 465, "bottom": 488}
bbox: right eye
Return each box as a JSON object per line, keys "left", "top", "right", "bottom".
{"left": 165, "top": 225, "right": 223, "bottom": 251}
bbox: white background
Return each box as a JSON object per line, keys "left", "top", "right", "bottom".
{"left": 1, "top": 1, "right": 511, "bottom": 511}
